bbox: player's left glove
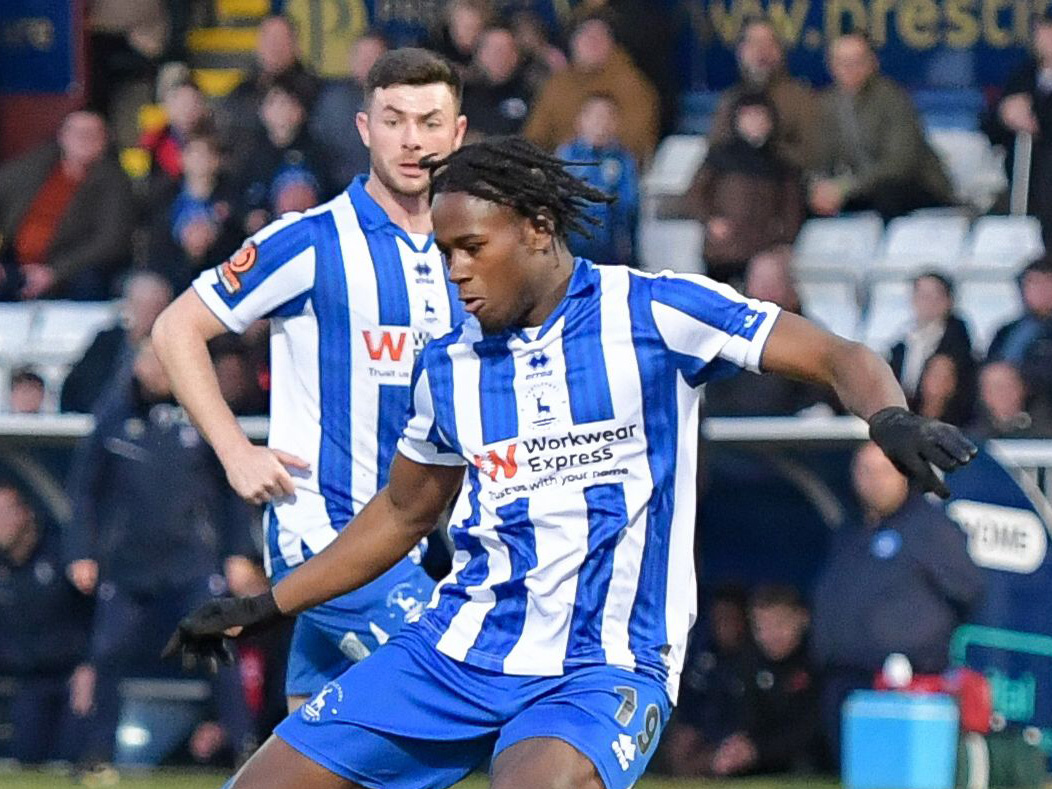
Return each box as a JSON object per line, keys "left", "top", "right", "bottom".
{"left": 868, "top": 406, "right": 977, "bottom": 499}
{"left": 162, "top": 591, "right": 284, "bottom": 671}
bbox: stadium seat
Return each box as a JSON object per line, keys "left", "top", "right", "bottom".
{"left": 862, "top": 280, "right": 913, "bottom": 353}
{"left": 0, "top": 303, "right": 39, "bottom": 360}
{"left": 642, "top": 135, "right": 708, "bottom": 197}
{"left": 793, "top": 214, "right": 884, "bottom": 279}
{"left": 927, "top": 129, "right": 1007, "bottom": 212}
{"left": 638, "top": 219, "right": 704, "bottom": 275}
{"left": 797, "top": 280, "right": 861, "bottom": 340}
{"left": 963, "top": 215, "right": 1044, "bottom": 274}
{"left": 957, "top": 279, "right": 1023, "bottom": 354}
{"left": 873, "top": 214, "right": 970, "bottom": 276}
{"left": 28, "top": 301, "right": 119, "bottom": 363}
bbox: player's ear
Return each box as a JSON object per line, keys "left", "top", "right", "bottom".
{"left": 356, "top": 111, "right": 370, "bottom": 149}
{"left": 453, "top": 114, "right": 468, "bottom": 150}
{"left": 525, "top": 211, "right": 555, "bottom": 252}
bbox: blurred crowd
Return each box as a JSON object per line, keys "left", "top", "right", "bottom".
{"left": 0, "top": 0, "right": 1045, "bottom": 778}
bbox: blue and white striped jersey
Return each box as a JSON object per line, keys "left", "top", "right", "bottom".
{"left": 397, "top": 259, "right": 781, "bottom": 700}
{"left": 193, "top": 176, "right": 463, "bottom": 583}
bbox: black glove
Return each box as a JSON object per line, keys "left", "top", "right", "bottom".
{"left": 868, "top": 406, "right": 977, "bottom": 498}
{"left": 162, "top": 591, "right": 283, "bottom": 670}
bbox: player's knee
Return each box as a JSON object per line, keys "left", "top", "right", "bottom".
{"left": 491, "top": 739, "right": 604, "bottom": 789}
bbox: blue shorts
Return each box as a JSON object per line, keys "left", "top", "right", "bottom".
{"left": 275, "top": 626, "right": 671, "bottom": 789}
{"left": 284, "top": 561, "right": 435, "bottom": 697}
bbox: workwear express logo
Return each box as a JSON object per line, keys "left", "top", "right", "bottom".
{"left": 473, "top": 424, "right": 639, "bottom": 482}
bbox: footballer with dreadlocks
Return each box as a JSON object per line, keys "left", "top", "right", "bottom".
{"left": 166, "top": 137, "right": 976, "bottom": 789}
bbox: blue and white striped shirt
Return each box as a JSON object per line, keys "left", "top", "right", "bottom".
{"left": 398, "top": 259, "right": 780, "bottom": 699}
{"left": 193, "top": 177, "right": 463, "bottom": 592}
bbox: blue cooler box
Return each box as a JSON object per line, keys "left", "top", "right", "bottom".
{"left": 843, "top": 691, "right": 960, "bottom": 789}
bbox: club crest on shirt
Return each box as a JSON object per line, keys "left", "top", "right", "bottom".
{"left": 302, "top": 680, "right": 343, "bottom": 722}
{"left": 217, "top": 243, "right": 258, "bottom": 295}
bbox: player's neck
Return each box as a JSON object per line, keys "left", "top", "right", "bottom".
{"left": 522, "top": 248, "right": 576, "bottom": 328}
{"left": 364, "top": 175, "right": 432, "bottom": 235}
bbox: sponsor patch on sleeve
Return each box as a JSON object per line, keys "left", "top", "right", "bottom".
{"left": 217, "top": 242, "right": 258, "bottom": 295}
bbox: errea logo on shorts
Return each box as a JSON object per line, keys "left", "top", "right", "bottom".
{"left": 611, "top": 733, "right": 636, "bottom": 771}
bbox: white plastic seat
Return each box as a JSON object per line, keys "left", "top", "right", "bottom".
{"left": 642, "top": 135, "right": 708, "bottom": 197}
{"left": 873, "top": 215, "right": 970, "bottom": 275}
{"left": 927, "top": 129, "right": 1007, "bottom": 212}
{"left": 28, "top": 301, "right": 119, "bottom": 363}
{"left": 638, "top": 219, "right": 704, "bottom": 275}
{"left": 0, "top": 303, "right": 39, "bottom": 359}
{"left": 793, "top": 214, "right": 884, "bottom": 278}
{"left": 797, "top": 280, "right": 860, "bottom": 340}
{"left": 862, "top": 280, "right": 913, "bottom": 353}
{"left": 963, "top": 215, "right": 1044, "bottom": 274}
{"left": 956, "top": 279, "right": 1022, "bottom": 354}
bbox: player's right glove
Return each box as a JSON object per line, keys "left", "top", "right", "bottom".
{"left": 162, "top": 591, "right": 284, "bottom": 669}
{"left": 867, "top": 406, "right": 977, "bottom": 499}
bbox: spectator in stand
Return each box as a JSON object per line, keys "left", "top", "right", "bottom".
{"left": 974, "top": 360, "right": 1052, "bottom": 438}
{"left": 988, "top": 10, "right": 1052, "bottom": 246}
{"left": 661, "top": 585, "right": 820, "bottom": 777}
{"left": 710, "top": 18, "right": 820, "bottom": 171}
{"left": 310, "top": 31, "right": 389, "bottom": 187}
{"left": 60, "top": 271, "right": 173, "bottom": 414}
{"left": 65, "top": 341, "right": 257, "bottom": 778}
{"left": 809, "top": 33, "right": 954, "bottom": 220}
{"left": 657, "top": 585, "right": 749, "bottom": 777}
{"left": 524, "top": 13, "right": 659, "bottom": 164}
{"left": 9, "top": 368, "right": 46, "bottom": 414}
{"left": 87, "top": 0, "right": 169, "bottom": 141}
{"left": 210, "top": 335, "right": 269, "bottom": 417}
{"left": 969, "top": 360, "right": 1052, "bottom": 439}
{"left": 148, "top": 131, "right": 242, "bottom": 292}
{"left": 140, "top": 79, "right": 212, "bottom": 185}
{"left": 812, "top": 441, "right": 984, "bottom": 763}
{"left": 687, "top": 92, "right": 805, "bottom": 283}
{"left": 703, "top": 248, "right": 831, "bottom": 416}
{"left": 461, "top": 26, "right": 534, "bottom": 139}
{"left": 429, "top": 0, "right": 492, "bottom": 73}
{"left": 0, "top": 484, "right": 94, "bottom": 765}
{"left": 557, "top": 94, "right": 638, "bottom": 266}
{"left": 235, "top": 75, "right": 332, "bottom": 235}
{"left": 578, "top": 0, "right": 687, "bottom": 137}
{"left": 218, "top": 15, "right": 321, "bottom": 148}
{"left": 712, "top": 585, "right": 820, "bottom": 776}
{"left": 890, "top": 272, "right": 976, "bottom": 404}
{"left": 509, "top": 10, "right": 568, "bottom": 95}
{"left": 987, "top": 256, "right": 1052, "bottom": 408}
{"left": 911, "top": 353, "right": 974, "bottom": 427}
{"left": 0, "top": 111, "right": 134, "bottom": 301}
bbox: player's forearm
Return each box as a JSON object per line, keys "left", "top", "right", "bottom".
{"left": 828, "top": 340, "right": 907, "bottom": 420}
{"left": 271, "top": 488, "right": 431, "bottom": 615}
{"left": 151, "top": 305, "right": 250, "bottom": 462}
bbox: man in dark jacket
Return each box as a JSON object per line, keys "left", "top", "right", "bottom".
{"left": 987, "top": 256, "right": 1052, "bottom": 409}
{"left": 0, "top": 111, "right": 135, "bottom": 300}
{"left": 812, "top": 441, "right": 984, "bottom": 762}
{"left": 217, "top": 15, "right": 321, "bottom": 149}
{"left": 60, "top": 271, "right": 172, "bottom": 414}
{"left": 461, "top": 26, "right": 534, "bottom": 138}
{"left": 0, "top": 484, "right": 94, "bottom": 764}
{"left": 64, "top": 341, "right": 257, "bottom": 772}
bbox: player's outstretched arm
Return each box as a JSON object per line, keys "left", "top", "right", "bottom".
{"left": 759, "top": 311, "right": 976, "bottom": 497}
{"left": 152, "top": 290, "right": 308, "bottom": 504}
{"left": 163, "top": 453, "right": 463, "bottom": 664}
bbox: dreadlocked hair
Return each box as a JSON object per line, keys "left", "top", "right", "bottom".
{"left": 423, "top": 137, "right": 616, "bottom": 240}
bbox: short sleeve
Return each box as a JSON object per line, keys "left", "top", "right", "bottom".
{"left": 192, "top": 212, "right": 316, "bottom": 333}
{"left": 397, "top": 359, "right": 466, "bottom": 467}
{"left": 649, "top": 272, "right": 781, "bottom": 384}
